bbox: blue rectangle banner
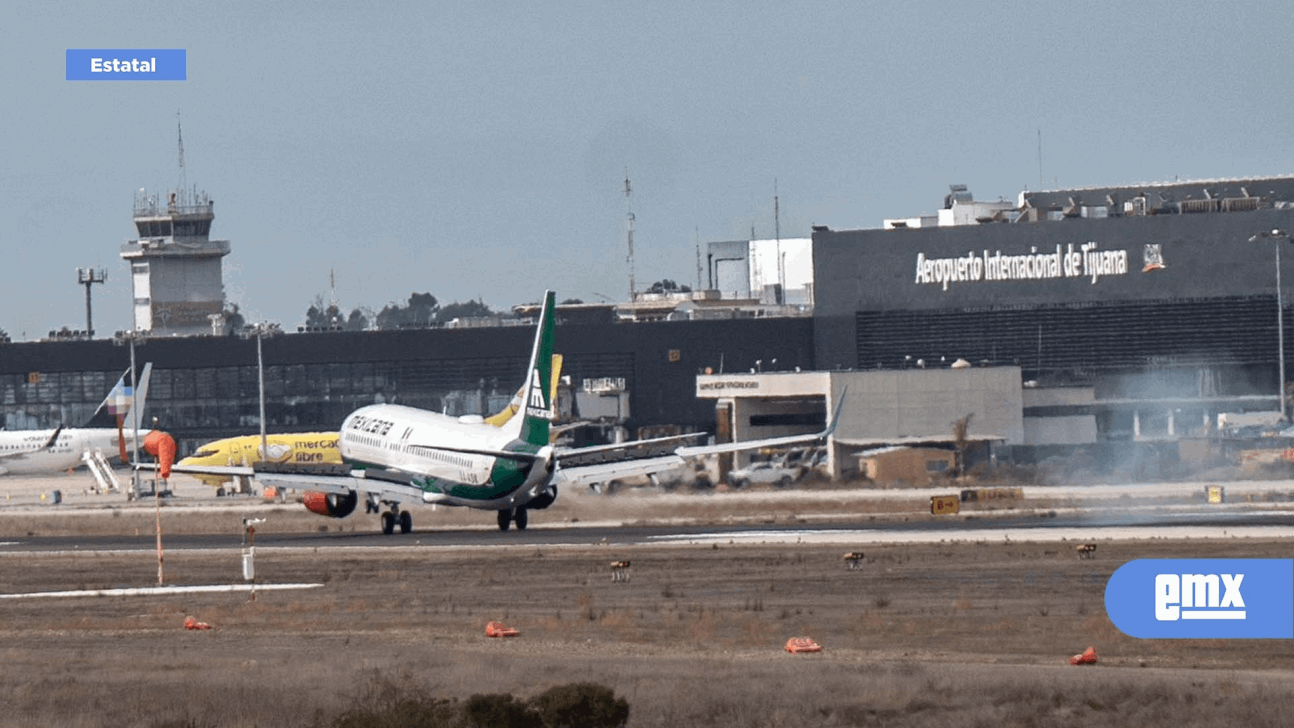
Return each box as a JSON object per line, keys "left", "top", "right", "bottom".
{"left": 66, "top": 49, "right": 186, "bottom": 81}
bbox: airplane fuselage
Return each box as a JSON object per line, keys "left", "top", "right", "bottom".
{"left": 0, "top": 428, "right": 131, "bottom": 475}
{"left": 178, "top": 432, "right": 344, "bottom": 488}
{"left": 340, "top": 404, "right": 547, "bottom": 507}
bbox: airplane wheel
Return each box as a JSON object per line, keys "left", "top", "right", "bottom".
{"left": 399, "top": 510, "right": 412, "bottom": 534}
{"left": 497, "top": 509, "right": 512, "bottom": 532}
{"left": 381, "top": 512, "right": 395, "bottom": 535}
{"left": 514, "top": 507, "right": 528, "bottom": 531}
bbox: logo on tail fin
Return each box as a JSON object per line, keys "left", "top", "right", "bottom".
{"left": 526, "top": 368, "right": 553, "bottom": 419}
{"left": 98, "top": 369, "right": 135, "bottom": 417}
{"left": 514, "top": 290, "right": 556, "bottom": 448}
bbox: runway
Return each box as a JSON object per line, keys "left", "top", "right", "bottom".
{"left": 1, "top": 504, "right": 1291, "bottom": 553}
{"left": 0, "top": 471, "right": 1291, "bottom": 553}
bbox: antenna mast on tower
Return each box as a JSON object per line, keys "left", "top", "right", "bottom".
{"left": 176, "top": 112, "right": 188, "bottom": 205}
{"left": 695, "top": 226, "right": 702, "bottom": 292}
{"left": 774, "top": 179, "right": 784, "bottom": 297}
{"left": 624, "top": 169, "right": 635, "bottom": 302}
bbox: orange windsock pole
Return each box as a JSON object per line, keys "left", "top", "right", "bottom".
{"left": 142, "top": 430, "right": 177, "bottom": 479}
{"left": 116, "top": 416, "right": 128, "bottom": 463}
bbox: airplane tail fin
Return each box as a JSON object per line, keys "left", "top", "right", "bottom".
{"left": 85, "top": 363, "right": 153, "bottom": 430}
{"left": 505, "top": 290, "right": 556, "bottom": 448}
{"left": 484, "top": 353, "right": 563, "bottom": 428}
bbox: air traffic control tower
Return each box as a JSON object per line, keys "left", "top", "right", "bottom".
{"left": 120, "top": 189, "right": 230, "bottom": 336}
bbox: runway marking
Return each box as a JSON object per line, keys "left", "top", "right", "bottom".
{"left": 647, "top": 525, "right": 1294, "bottom": 546}
{"left": 0, "top": 583, "right": 323, "bottom": 600}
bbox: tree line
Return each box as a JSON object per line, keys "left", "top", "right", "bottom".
{"left": 302, "top": 292, "right": 503, "bottom": 332}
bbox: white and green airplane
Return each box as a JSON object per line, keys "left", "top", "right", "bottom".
{"left": 251, "top": 290, "right": 840, "bottom": 534}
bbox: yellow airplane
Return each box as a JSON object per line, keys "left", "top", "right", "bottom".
{"left": 176, "top": 355, "right": 563, "bottom": 491}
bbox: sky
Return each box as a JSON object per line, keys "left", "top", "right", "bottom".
{"left": 2, "top": 1, "right": 1293, "bottom": 339}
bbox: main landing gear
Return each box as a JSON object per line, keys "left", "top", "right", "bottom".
{"left": 380, "top": 505, "right": 413, "bottom": 535}
{"left": 497, "top": 507, "right": 528, "bottom": 532}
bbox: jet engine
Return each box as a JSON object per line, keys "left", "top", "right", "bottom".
{"left": 527, "top": 484, "right": 558, "bottom": 510}
{"left": 302, "top": 490, "right": 359, "bottom": 519}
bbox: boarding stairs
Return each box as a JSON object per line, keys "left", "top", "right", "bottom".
{"left": 82, "top": 448, "right": 121, "bottom": 494}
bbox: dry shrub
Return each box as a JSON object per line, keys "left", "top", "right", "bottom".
{"left": 322, "top": 673, "right": 458, "bottom": 728}
{"left": 1080, "top": 612, "right": 1128, "bottom": 643}
{"left": 688, "top": 611, "right": 717, "bottom": 643}
{"left": 462, "top": 692, "right": 539, "bottom": 728}
{"left": 576, "top": 591, "right": 597, "bottom": 622}
{"left": 737, "top": 615, "right": 777, "bottom": 647}
{"left": 987, "top": 618, "right": 1017, "bottom": 634}
{"left": 530, "top": 682, "right": 629, "bottom": 728}
{"left": 600, "top": 608, "right": 646, "bottom": 643}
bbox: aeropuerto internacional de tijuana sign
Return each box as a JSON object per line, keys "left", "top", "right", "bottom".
{"left": 914, "top": 242, "right": 1132, "bottom": 291}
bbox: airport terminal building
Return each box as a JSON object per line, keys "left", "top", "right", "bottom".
{"left": 812, "top": 177, "right": 1294, "bottom": 449}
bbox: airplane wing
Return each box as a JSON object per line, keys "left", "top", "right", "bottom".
{"left": 136, "top": 462, "right": 254, "bottom": 477}
{"left": 676, "top": 430, "right": 830, "bottom": 458}
{"left": 553, "top": 432, "right": 828, "bottom": 488}
{"left": 554, "top": 432, "right": 704, "bottom": 461}
{"left": 551, "top": 425, "right": 832, "bottom": 489}
{"left": 251, "top": 466, "right": 437, "bottom": 505}
{"left": 0, "top": 427, "right": 63, "bottom": 460}
{"left": 554, "top": 389, "right": 845, "bottom": 483}
{"left": 556, "top": 454, "right": 686, "bottom": 487}
{"left": 136, "top": 459, "right": 434, "bottom": 505}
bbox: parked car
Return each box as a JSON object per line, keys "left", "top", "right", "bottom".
{"left": 726, "top": 447, "right": 825, "bottom": 488}
{"left": 585, "top": 459, "right": 713, "bottom": 495}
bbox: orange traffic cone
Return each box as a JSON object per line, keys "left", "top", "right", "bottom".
{"left": 785, "top": 637, "right": 822, "bottom": 653}
{"left": 183, "top": 616, "right": 212, "bottom": 631}
{"left": 485, "top": 621, "right": 519, "bottom": 637}
{"left": 1069, "top": 646, "right": 1097, "bottom": 665}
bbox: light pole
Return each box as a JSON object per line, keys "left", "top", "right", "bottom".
{"left": 1251, "top": 229, "right": 1291, "bottom": 420}
{"left": 76, "top": 267, "right": 106, "bottom": 336}
{"left": 241, "top": 323, "right": 280, "bottom": 463}
{"left": 112, "top": 330, "right": 144, "bottom": 499}
{"left": 257, "top": 328, "right": 267, "bottom": 459}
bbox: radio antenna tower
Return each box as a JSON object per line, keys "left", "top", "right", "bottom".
{"left": 774, "top": 178, "right": 784, "bottom": 296}
{"left": 176, "top": 112, "right": 187, "bottom": 204}
{"left": 695, "top": 226, "right": 703, "bottom": 291}
{"left": 624, "top": 169, "right": 635, "bottom": 302}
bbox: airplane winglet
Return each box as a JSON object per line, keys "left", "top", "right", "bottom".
{"left": 41, "top": 425, "right": 63, "bottom": 451}
{"left": 824, "top": 386, "right": 847, "bottom": 437}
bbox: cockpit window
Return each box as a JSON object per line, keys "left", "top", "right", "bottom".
{"left": 192, "top": 448, "right": 221, "bottom": 458}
